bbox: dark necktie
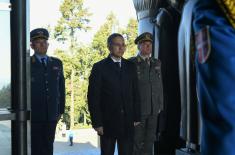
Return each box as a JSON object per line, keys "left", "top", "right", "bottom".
{"left": 115, "top": 62, "right": 121, "bottom": 68}
{"left": 41, "top": 58, "right": 47, "bottom": 69}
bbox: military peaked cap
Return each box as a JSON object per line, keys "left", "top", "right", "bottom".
{"left": 134, "top": 32, "right": 153, "bottom": 44}
{"left": 30, "top": 28, "right": 49, "bottom": 41}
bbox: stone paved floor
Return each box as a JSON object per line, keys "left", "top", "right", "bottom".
{"left": 0, "top": 121, "right": 11, "bottom": 155}
{"left": 54, "top": 128, "right": 118, "bottom": 155}
{"left": 0, "top": 123, "right": 119, "bottom": 155}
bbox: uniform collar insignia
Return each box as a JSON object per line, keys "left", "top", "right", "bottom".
{"left": 137, "top": 56, "right": 142, "bottom": 63}
{"left": 32, "top": 56, "right": 36, "bottom": 63}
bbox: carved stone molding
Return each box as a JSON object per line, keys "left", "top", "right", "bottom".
{"left": 133, "top": 0, "right": 160, "bottom": 20}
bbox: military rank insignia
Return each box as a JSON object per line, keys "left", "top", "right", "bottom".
{"left": 154, "top": 66, "right": 161, "bottom": 70}
{"left": 53, "top": 66, "right": 59, "bottom": 70}
{"left": 195, "top": 26, "right": 211, "bottom": 64}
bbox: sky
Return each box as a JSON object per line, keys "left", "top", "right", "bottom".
{"left": 30, "top": 0, "right": 137, "bottom": 45}
{"left": 0, "top": 1, "right": 11, "bottom": 88}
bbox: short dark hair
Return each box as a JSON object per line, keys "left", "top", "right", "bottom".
{"left": 107, "top": 33, "right": 124, "bottom": 47}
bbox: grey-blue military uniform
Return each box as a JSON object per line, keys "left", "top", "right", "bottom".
{"left": 130, "top": 53, "right": 164, "bottom": 155}
{"left": 31, "top": 55, "right": 65, "bottom": 121}
{"left": 30, "top": 28, "right": 65, "bottom": 155}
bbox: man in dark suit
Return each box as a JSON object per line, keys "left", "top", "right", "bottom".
{"left": 87, "top": 33, "right": 141, "bottom": 155}
{"left": 30, "top": 28, "right": 65, "bottom": 155}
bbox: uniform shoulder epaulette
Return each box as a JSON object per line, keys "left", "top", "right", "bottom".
{"left": 152, "top": 58, "right": 161, "bottom": 65}
{"left": 128, "top": 57, "right": 137, "bottom": 61}
{"left": 50, "top": 56, "right": 60, "bottom": 61}
{"left": 50, "top": 56, "right": 62, "bottom": 63}
{"left": 156, "top": 59, "right": 161, "bottom": 64}
{"left": 129, "top": 57, "right": 140, "bottom": 63}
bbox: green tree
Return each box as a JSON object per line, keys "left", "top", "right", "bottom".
{"left": 122, "top": 18, "right": 138, "bottom": 58}
{"left": 92, "top": 12, "right": 119, "bottom": 57}
{"left": 54, "top": 0, "right": 91, "bottom": 47}
{"left": 54, "top": 0, "right": 91, "bottom": 129}
{"left": 92, "top": 15, "right": 138, "bottom": 59}
{"left": 55, "top": 46, "right": 97, "bottom": 128}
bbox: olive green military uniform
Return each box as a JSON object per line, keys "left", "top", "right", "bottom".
{"left": 129, "top": 55, "right": 164, "bottom": 155}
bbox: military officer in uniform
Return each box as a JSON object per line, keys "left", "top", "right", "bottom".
{"left": 30, "top": 28, "right": 65, "bottom": 155}
{"left": 129, "top": 32, "right": 164, "bottom": 155}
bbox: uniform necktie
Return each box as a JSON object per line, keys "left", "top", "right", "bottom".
{"left": 145, "top": 58, "right": 150, "bottom": 65}
{"left": 41, "top": 58, "right": 47, "bottom": 69}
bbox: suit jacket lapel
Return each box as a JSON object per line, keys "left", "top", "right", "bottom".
{"left": 120, "top": 58, "right": 127, "bottom": 76}
{"left": 120, "top": 59, "right": 128, "bottom": 97}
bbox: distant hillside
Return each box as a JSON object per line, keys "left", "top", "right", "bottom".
{"left": 0, "top": 77, "right": 10, "bottom": 90}
{"left": 0, "top": 83, "right": 10, "bottom": 108}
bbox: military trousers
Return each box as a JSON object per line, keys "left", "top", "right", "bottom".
{"left": 133, "top": 115, "right": 158, "bottom": 155}
{"left": 31, "top": 121, "right": 57, "bottom": 155}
